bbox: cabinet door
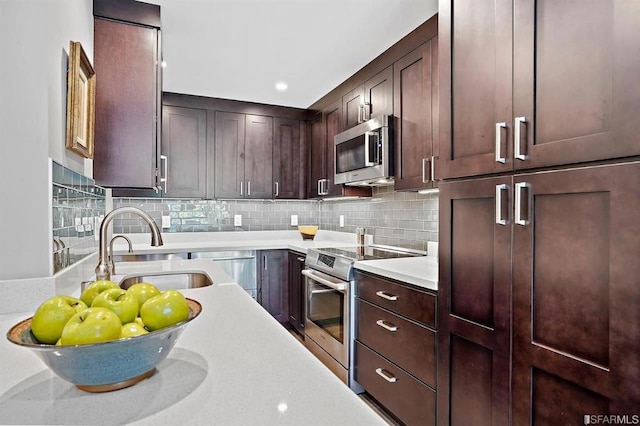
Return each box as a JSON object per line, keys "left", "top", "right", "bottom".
{"left": 343, "top": 86, "right": 365, "bottom": 130}
{"left": 393, "top": 41, "right": 438, "bottom": 191}
{"left": 323, "top": 99, "right": 343, "bottom": 197}
{"left": 364, "top": 66, "right": 393, "bottom": 120}
{"left": 273, "top": 118, "right": 302, "bottom": 199}
{"left": 288, "top": 251, "right": 306, "bottom": 334}
{"left": 307, "top": 112, "right": 325, "bottom": 198}
{"left": 214, "top": 112, "right": 245, "bottom": 198}
{"left": 258, "top": 250, "right": 289, "bottom": 324}
{"left": 437, "top": 175, "right": 512, "bottom": 426}
{"left": 513, "top": 1, "right": 640, "bottom": 170}
{"left": 512, "top": 163, "right": 640, "bottom": 423}
{"left": 438, "top": 0, "right": 513, "bottom": 179}
{"left": 161, "top": 106, "right": 207, "bottom": 198}
{"left": 93, "top": 18, "right": 159, "bottom": 188}
{"left": 244, "top": 115, "right": 273, "bottom": 199}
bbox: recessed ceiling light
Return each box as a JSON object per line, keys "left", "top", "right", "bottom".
{"left": 275, "top": 81, "right": 288, "bottom": 92}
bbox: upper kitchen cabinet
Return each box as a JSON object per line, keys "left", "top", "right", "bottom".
{"left": 161, "top": 105, "right": 207, "bottom": 198}
{"left": 439, "top": 0, "right": 640, "bottom": 179}
{"left": 93, "top": 0, "right": 161, "bottom": 188}
{"left": 393, "top": 36, "right": 439, "bottom": 192}
{"left": 342, "top": 66, "right": 393, "bottom": 130}
{"left": 307, "top": 101, "right": 371, "bottom": 198}
{"left": 273, "top": 118, "right": 305, "bottom": 199}
{"left": 214, "top": 112, "right": 273, "bottom": 199}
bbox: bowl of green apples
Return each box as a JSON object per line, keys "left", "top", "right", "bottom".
{"left": 6, "top": 280, "right": 201, "bottom": 392}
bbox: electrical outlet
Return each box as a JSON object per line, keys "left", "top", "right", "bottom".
{"left": 234, "top": 214, "right": 242, "bottom": 227}
{"left": 162, "top": 215, "right": 171, "bottom": 229}
{"left": 339, "top": 215, "right": 345, "bottom": 227}
{"left": 291, "top": 215, "right": 298, "bottom": 226}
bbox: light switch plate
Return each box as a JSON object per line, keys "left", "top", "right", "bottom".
{"left": 291, "top": 215, "right": 298, "bottom": 226}
{"left": 162, "top": 215, "right": 171, "bottom": 229}
{"left": 339, "top": 215, "right": 345, "bottom": 227}
{"left": 234, "top": 214, "right": 242, "bottom": 227}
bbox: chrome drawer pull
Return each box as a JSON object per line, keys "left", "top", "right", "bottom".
{"left": 375, "top": 291, "right": 398, "bottom": 301}
{"left": 376, "top": 319, "right": 398, "bottom": 332}
{"left": 375, "top": 368, "right": 397, "bottom": 383}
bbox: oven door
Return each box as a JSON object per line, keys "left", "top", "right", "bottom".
{"left": 302, "top": 269, "right": 349, "bottom": 368}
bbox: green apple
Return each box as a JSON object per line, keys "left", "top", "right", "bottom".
{"left": 31, "top": 296, "right": 88, "bottom": 344}
{"left": 91, "top": 288, "right": 139, "bottom": 324}
{"left": 126, "top": 282, "right": 160, "bottom": 309}
{"left": 60, "top": 307, "right": 122, "bottom": 345}
{"left": 80, "top": 280, "right": 119, "bottom": 307}
{"left": 140, "top": 290, "right": 190, "bottom": 331}
{"left": 120, "top": 322, "right": 149, "bottom": 339}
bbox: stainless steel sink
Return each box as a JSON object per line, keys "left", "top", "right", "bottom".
{"left": 112, "top": 253, "right": 187, "bottom": 262}
{"left": 118, "top": 271, "right": 213, "bottom": 290}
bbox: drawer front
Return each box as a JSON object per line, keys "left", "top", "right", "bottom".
{"left": 357, "top": 299, "right": 436, "bottom": 387}
{"left": 355, "top": 341, "right": 435, "bottom": 426}
{"left": 355, "top": 270, "right": 436, "bottom": 328}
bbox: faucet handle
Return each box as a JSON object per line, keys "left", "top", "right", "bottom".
{"left": 108, "top": 235, "right": 133, "bottom": 275}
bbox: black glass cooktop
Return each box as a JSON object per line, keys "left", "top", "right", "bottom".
{"left": 318, "top": 245, "right": 425, "bottom": 261}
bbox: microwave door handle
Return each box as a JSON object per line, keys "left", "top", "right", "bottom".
{"left": 364, "top": 132, "right": 375, "bottom": 166}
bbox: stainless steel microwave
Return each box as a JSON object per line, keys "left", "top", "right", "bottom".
{"left": 334, "top": 115, "right": 394, "bottom": 186}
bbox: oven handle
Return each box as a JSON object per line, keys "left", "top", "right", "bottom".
{"left": 302, "top": 269, "right": 347, "bottom": 292}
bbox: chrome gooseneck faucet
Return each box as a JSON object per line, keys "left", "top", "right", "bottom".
{"left": 95, "top": 207, "right": 163, "bottom": 281}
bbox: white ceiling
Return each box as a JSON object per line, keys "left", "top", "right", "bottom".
{"left": 156, "top": 0, "right": 438, "bottom": 109}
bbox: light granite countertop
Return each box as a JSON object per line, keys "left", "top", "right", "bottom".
{"left": 0, "top": 259, "right": 387, "bottom": 426}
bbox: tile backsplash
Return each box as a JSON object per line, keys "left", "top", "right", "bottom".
{"left": 51, "top": 160, "right": 106, "bottom": 274}
{"left": 112, "top": 185, "right": 438, "bottom": 252}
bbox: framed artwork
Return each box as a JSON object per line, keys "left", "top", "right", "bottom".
{"left": 65, "top": 41, "right": 96, "bottom": 159}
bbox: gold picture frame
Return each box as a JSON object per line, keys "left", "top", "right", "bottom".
{"left": 65, "top": 41, "right": 96, "bottom": 159}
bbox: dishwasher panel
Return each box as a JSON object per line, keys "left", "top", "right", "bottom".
{"left": 191, "top": 251, "right": 257, "bottom": 299}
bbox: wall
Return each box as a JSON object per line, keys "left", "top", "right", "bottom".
{"left": 0, "top": 0, "right": 93, "bottom": 280}
{"left": 112, "top": 186, "right": 438, "bottom": 252}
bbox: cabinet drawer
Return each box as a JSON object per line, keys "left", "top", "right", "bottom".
{"left": 355, "top": 341, "right": 435, "bottom": 426}
{"left": 355, "top": 270, "right": 436, "bottom": 328}
{"left": 357, "top": 299, "right": 436, "bottom": 387}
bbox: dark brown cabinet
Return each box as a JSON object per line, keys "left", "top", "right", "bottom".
{"left": 258, "top": 250, "right": 288, "bottom": 324}
{"left": 342, "top": 66, "right": 393, "bottom": 131}
{"left": 439, "top": 0, "right": 640, "bottom": 179}
{"left": 273, "top": 118, "right": 304, "bottom": 199}
{"left": 438, "top": 162, "right": 640, "bottom": 425}
{"left": 353, "top": 270, "right": 437, "bottom": 426}
{"left": 393, "top": 38, "right": 439, "bottom": 191}
{"left": 215, "top": 113, "right": 273, "bottom": 199}
{"left": 307, "top": 102, "right": 371, "bottom": 199}
{"left": 93, "top": 2, "right": 161, "bottom": 188}
{"left": 161, "top": 105, "right": 207, "bottom": 198}
{"left": 287, "top": 251, "right": 305, "bottom": 334}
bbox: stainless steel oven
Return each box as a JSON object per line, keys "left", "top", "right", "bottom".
{"left": 302, "top": 268, "right": 350, "bottom": 382}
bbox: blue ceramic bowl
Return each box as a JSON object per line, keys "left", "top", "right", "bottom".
{"left": 6, "top": 298, "right": 201, "bottom": 392}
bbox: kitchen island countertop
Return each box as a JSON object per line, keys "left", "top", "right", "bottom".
{"left": 0, "top": 259, "right": 387, "bottom": 426}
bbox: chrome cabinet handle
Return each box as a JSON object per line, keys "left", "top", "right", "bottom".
{"left": 247, "top": 181, "right": 251, "bottom": 196}
{"left": 160, "top": 155, "right": 168, "bottom": 191}
{"left": 431, "top": 155, "right": 436, "bottom": 182}
{"left": 296, "top": 257, "right": 305, "bottom": 262}
{"left": 357, "top": 104, "right": 362, "bottom": 124}
{"left": 495, "top": 184, "right": 508, "bottom": 226}
{"left": 364, "top": 102, "right": 370, "bottom": 121}
{"left": 376, "top": 290, "right": 398, "bottom": 301}
{"left": 274, "top": 181, "right": 279, "bottom": 197}
{"left": 515, "top": 182, "right": 530, "bottom": 226}
{"left": 240, "top": 181, "right": 244, "bottom": 196}
{"left": 495, "top": 122, "right": 507, "bottom": 164}
{"left": 375, "top": 368, "right": 397, "bottom": 383}
{"left": 514, "top": 116, "right": 528, "bottom": 161}
{"left": 422, "top": 158, "right": 429, "bottom": 183}
{"left": 317, "top": 180, "right": 321, "bottom": 196}
{"left": 376, "top": 319, "right": 398, "bottom": 332}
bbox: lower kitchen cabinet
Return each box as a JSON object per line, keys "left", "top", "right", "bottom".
{"left": 287, "top": 251, "right": 306, "bottom": 334}
{"left": 258, "top": 250, "right": 288, "bottom": 324}
{"left": 438, "top": 162, "right": 640, "bottom": 425}
{"left": 353, "top": 270, "right": 437, "bottom": 426}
